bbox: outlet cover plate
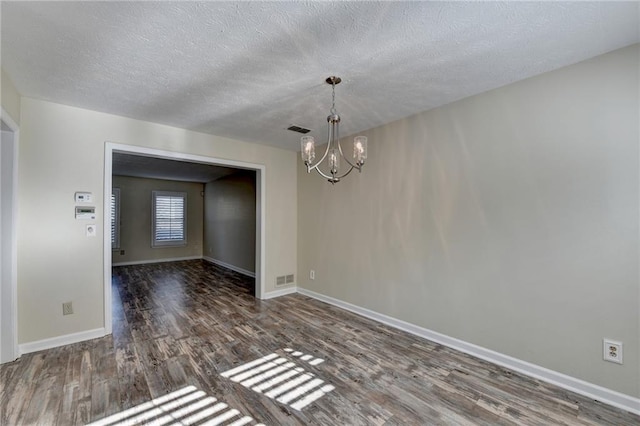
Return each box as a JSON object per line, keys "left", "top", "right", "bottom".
{"left": 603, "top": 339, "right": 623, "bottom": 364}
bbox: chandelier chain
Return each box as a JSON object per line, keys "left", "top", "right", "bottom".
{"left": 330, "top": 82, "right": 337, "bottom": 115}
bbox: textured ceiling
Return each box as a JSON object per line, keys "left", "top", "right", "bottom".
{"left": 2, "top": 2, "right": 638, "bottom": 151}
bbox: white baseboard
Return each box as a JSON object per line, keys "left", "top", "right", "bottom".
{"left": 262, "top": 287, "right": 297, "bottom": 300}
{"left": 15, "top": 283, "right": 639, "bottom": 415}
{"left": 113, "top": 256, "right": 202, "bottom": 267}
{"left": 296, "top": 287, "right": 640, "bottom": 416}
{"left": 19, "top": 328, "right": 106, "bottom": 355}
{"left": 203, "top": 256, "right": 255, "bottom": 278}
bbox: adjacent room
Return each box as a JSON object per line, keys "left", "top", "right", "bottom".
{"left": 110, "top": 152, "right": 258, "bottom": 290}
{"left": 1, "top": 2, "right": 638, "bottom": 425}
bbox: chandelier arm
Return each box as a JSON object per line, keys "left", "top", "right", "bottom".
{"left": 305, "top": 143, "right": 332, "bottom": 172}
{"left": 331, "top": 164, "right": 356, "bottom": 180}
{"left": 311, "top": 164, "right": 353, "bottom": 183}
{"left": 305, "top": 145, "right": 332, "bottom": 172}
{"left": 337, "top": 138, "right": 359, "bottom": 170}
{"left": 305, "top": 119, "right": 335, "bottom": 172}
{"left": 332, "top": 115, "right": 361, "bottom": 172}
{"left": 312, "top": 165, "right": 338, "bottom": 181}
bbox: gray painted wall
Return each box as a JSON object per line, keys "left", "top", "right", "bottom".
{"left": 204, "top": 171, "right": 256, "bottom": 273}
{"left": 297, "top": 45, "right": 639, "bottom": 397}
{"left": 112, "top": 175, "right": 204, "bottom": 264}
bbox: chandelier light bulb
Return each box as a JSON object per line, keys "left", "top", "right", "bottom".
{"left": 301, "top": 136, "right": 316, "bottom": 164}
{"left": 329, "top": 149, "right": 340, "bottom": 174}
{"left": 353, "top": 136, "right": 367, "bottom": 165}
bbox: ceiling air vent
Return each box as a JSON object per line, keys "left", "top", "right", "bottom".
{"left": 287, "top": 125, "right": 311, "bottom": 134}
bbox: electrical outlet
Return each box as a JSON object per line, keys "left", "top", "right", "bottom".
{"left": 62, "top": 301, "right": 74, "bottom": 315}
{"left": 86, "top": 224, "right": 96, "bottom": 237}
{"left": 603, "top": 339, "right": 623, "bottom": 364}
{"left": 310, "top": 270, "right": 315, "bottom": 280}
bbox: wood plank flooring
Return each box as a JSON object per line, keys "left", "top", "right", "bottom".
{"left": 1, "top": 260, "right": 638, "bottom": 425}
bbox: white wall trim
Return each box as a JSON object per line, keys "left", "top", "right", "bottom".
{"left": 113, "top": 256, "right": 203, "bottom": 267}
{"left": 0, "top": 108, "right": 20, "bottom": 363}
{"left": 263, "top": 287, "right": 297, "bottom": 300}
{"left": 103, "top": 146, "right": 113, "bottom": 334}
{"left": 203, "top": 256, "right": 255, "bottom": 278}
{"left": 256, "top": 167, "right": 266, "bottom": 300}
{"left": 297, "top": 287, "right": 640, "bottom": 416}
{"left": 18, "top": 328, "right": 106, "bottom": 355}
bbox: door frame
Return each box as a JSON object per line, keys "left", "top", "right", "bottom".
{"left": 1, "top": 108, "right": 19, "bottom": 363}
{"left": 103, "top": 142, "right": 266, "bottom": 334}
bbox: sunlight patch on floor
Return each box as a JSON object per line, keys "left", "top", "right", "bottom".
{"left": 220, "top": 348, "right": 335, "bottom": 411}
{"left": 86, "top": 385, "right": 264, "bottom": 426}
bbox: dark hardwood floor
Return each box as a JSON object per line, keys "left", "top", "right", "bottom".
{"left": 1, "top": 260, "right": 638, "bottom": 425}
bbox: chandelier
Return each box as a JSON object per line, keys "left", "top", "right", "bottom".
{"left": 300, "top": 76, "right": 367, "bottom": 184}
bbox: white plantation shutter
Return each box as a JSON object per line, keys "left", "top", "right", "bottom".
{"left": 152, "top": 191, "right": 187, "bottom": 246}
{"left": 154, "top": 196, "right": 184, "bottom": 240}
{"left": 111, "top": 188, "right": 120, "bottom": 249}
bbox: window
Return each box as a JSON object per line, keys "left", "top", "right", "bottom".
{"left": 111, "top": 188, "right": 120, "bottom": 249}
{"left": 152, "top": 191, "right": 187, "bottom": 247}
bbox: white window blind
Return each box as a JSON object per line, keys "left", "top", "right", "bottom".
{"left": 111, "top": 188, "right": 120, "bottom": 249}
{"left": 152, "top": 191, "right": 186, "bottom": 247}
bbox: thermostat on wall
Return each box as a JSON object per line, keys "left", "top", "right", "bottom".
{"left": 75, "top": 206, "right": 96, "bottom": 220}
{"left": 75, "top": 192, "right": 93, "bottom": 203}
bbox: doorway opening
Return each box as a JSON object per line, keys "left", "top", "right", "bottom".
{"left": 103, "top": 143, "right": 266, "bottom": 335}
